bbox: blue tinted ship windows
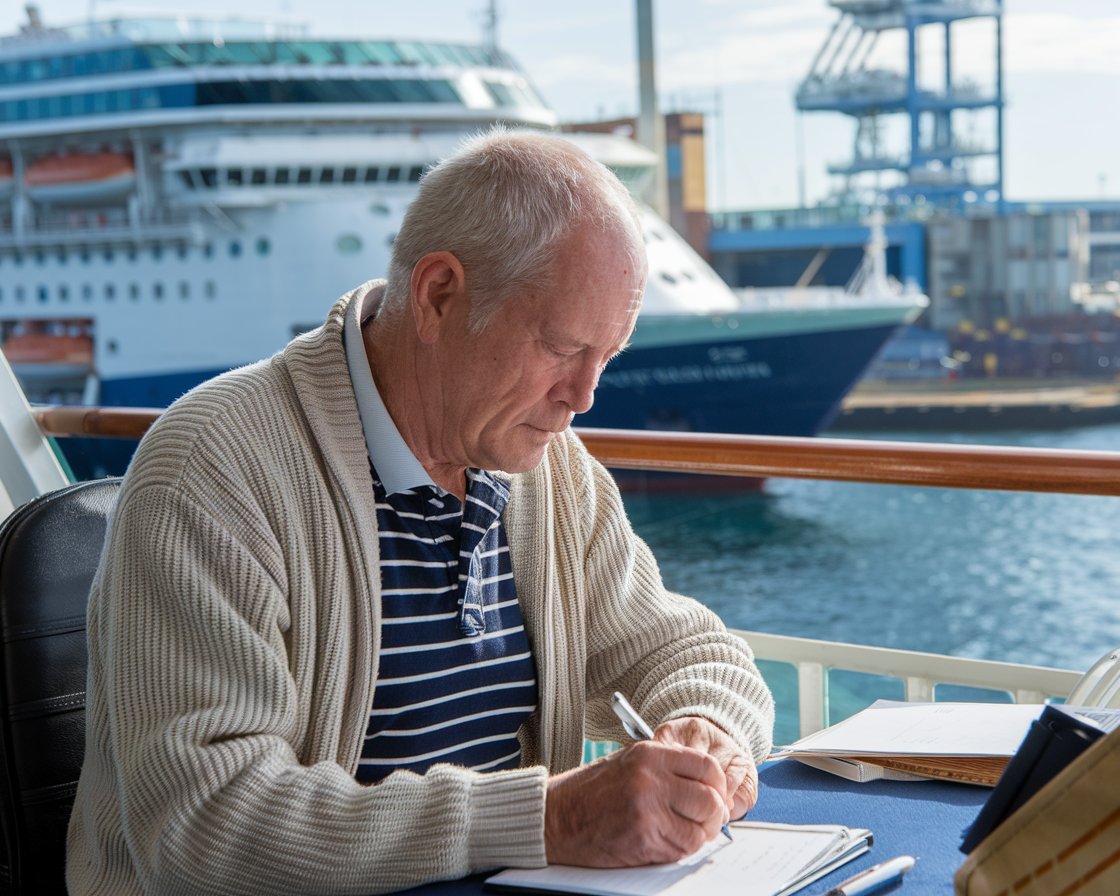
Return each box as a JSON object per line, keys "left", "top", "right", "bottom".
{"left": 256, "top": 238, "right": 270, "bottom": 256}
{"left": 386, "top": 166, "right": 401, "bottom": 183}
{"left": 364, "top": 167, "right": 379, "bottom": 183}
{"left": 251, "top": 168, "right": 267, "bottom": 185}
{"left": 341, "top": 167, "right": 357, "bottom": 184}
{"left": 408, "top": 166, "right": 423, "bottom": 183}
{"left": 319, "top": 168, "right": 335, "bottom": 185}
{"left": 274, "top": 168, "right": 290, "bottom": 185}
{"left": 296, "top": 168, "right": 312, "bottom": 184}
{"left": 199, "top": 169, "right": 217, "bottom": 188}
{"left": 229, "top": 241, "right": 241, "bottom": 258}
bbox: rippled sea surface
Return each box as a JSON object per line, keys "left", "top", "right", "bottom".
{"left": 622, "top": 423, "right": 1120, "bottom": 675}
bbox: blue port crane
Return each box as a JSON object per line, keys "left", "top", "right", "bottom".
{"left": 796, "top": 0, "right": 1004, "bottom": 215}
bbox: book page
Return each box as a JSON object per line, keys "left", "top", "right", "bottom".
{"left": 486, "top": 823, "right": 865, "bottom": 896}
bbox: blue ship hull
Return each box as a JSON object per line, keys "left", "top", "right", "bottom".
{"left": 56, "top": 319, "right": 898, "bottom": 480}
{"left": 581, "top": 320, "right": 899, "bottom": 436}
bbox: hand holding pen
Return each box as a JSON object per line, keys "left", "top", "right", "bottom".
{"left": 611, "top": 692, "right": 735, "bottom": 843}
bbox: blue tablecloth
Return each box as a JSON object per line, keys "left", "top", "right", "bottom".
{"left": 749, "top": 759, "right": 988, "bottom": 893}
{"left": 396, "top": 759, "right": 990, "bottom": 896}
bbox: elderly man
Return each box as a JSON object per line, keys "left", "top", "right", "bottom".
{"left": 67, "top": 130, "right": 773, "bottom": 895}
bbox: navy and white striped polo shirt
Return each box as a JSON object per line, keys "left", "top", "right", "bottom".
{"left": 344, "top": 292, "right": 538, "bottom": 781}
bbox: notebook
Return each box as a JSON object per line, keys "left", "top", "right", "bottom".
{"left": 485, "top": 821, "right": 872, "bottom": 896}
{"left": 773, "top": 700, "right": 1047, "bottom": 787}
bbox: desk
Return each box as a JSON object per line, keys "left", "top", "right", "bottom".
{"left": 399, "top": 759, "right": 990, "bottom": 896}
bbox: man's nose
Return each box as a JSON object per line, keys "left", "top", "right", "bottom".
{"left": 559, "top": 360, "right": 600, "bottom": 416}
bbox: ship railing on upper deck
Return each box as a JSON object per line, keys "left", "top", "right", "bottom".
{"left": 24, "top": 403, "right": 1110, "bottom": 737}
{"left": 0, "top": 206, "right": 202, "bottom": 250}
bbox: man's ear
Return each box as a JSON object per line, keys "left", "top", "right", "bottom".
{"left": 410, "top": 252, "right": 467, "bottom": 344}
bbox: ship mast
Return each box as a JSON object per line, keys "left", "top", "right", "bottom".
{"left": 634, "top": 0, "right": 668, "bottom": 218}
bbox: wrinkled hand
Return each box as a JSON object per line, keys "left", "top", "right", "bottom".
{"left": 654, "top": 716, "right": 758, "bottom": 821}
{"left": 545, "top": 739, "right": 731, "bottom": 867}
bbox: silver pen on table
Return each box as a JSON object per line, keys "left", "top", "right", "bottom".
{"left": 610, "top": 691, "right": 734, "bottom": 843}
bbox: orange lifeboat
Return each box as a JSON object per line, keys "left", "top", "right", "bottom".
{"left": 2, "top": 320, "right": 94, "bottom": 373}
{"left": 25, "top": 151, "right": 135, "bottom": 204}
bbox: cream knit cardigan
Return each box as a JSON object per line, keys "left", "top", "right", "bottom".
{"left": 66, "top": 286, "right": 774, "bottom": 895}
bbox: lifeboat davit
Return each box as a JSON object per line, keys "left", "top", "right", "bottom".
{"left": 25, "top": 151, "right": 135, "bottom": 204}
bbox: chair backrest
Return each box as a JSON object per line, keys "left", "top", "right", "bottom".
{"left": 1067, "top": 647, "right": 1120, "bottom": 709}
{"left": 0, "top": 478, "right": 121, "bottom": 895}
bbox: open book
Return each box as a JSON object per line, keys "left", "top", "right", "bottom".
{"left": 773, "top": 701, "right": 1120, "bottom": 787}
{"left": 485, "top": 821, "right": 872, "bottom": 896}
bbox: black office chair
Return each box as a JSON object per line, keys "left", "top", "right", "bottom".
{"left": 0, "top": 478, "right": 121, "bottom": 895}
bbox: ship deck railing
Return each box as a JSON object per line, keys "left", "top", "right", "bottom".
{"left": 0, "top": 207, "right": 201, "bottom": 250}
{"left": 17, "top": 402, "right": 1109, "bottom": 738}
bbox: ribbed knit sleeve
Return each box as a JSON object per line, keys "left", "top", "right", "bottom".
{"left": 556, "top": 431, "right": 774, "bottom": 764}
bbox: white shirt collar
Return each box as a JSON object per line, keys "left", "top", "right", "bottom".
{"left": 344, "top": 283, "right": 445, "bottom": 496}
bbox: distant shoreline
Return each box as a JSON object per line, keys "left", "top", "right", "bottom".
{"left": 833, "top": 378, "right": 1120, "bottom": 431}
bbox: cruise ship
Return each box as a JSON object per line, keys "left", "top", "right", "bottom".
{"left": 0, "top": 9, "right": 920, "bottom": 476}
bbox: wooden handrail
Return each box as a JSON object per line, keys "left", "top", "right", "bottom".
{"left": 31, "top": 404, "right": 1120, "bottom": 496}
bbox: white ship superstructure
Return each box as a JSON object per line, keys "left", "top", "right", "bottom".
{"left": 0, "top": 10, "right": 920, "bottom": 476}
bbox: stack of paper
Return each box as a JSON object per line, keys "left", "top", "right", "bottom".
{"left": 774, "top": 700, "right": 1047, "bottom": 786}
{"left": 485, "top": 822, "right": 872, "bottom": 896}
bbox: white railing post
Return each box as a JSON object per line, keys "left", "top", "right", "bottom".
{"left": 0, "top": 351, "right": 69, "bottom": 517}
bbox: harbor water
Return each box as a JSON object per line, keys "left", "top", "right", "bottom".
{"left": 621, "top": 423, "right": 1120, "bottom": 741}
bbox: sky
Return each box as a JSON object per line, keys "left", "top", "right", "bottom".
{"left": 4, "top": 0, "right": 1119, "bottom": 211}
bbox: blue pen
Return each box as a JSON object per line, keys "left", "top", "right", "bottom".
{"left": 825, "top": 855, "right": 916, "bottom": 896}
{"left": 610, "top": 691, "right": 734, "bottom": 843}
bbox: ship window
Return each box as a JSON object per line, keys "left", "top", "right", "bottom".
{"left": 103, "top": 249, "right": 113, "bottom": 263}
{"left": 251, "top": 168, "right": 267, "bottom": 185}
{"left": 13, "top": 254, "right": 23, "bottom": 267}
{"left": 56, "top": 250, "right": 67, "bottom": 265}
{"left": 341, "top": 167, "right": 357, "bottom": 184}
{"left": 80, "top": 250, "right": 91, "bottom": 264}
{"left": 104, "top": 284, "right": 116, "bottom": 301}
{"left": 129, "top": 283, "right": 140, "bottom": 301}
{"left": 179, "top": 171, "right": 195, "bottom": 188}
{"left": 152, "top": 246, "right": 162, "bottom": 261}
{"left": 227, "top": 169, "right": 244, "bottom": 186}
{"left": 82, "top": 284, "right": 93, "bottom": 301}
{"left": 15, "top": 286, "right": 25, "bottom": 303}
{"left": 386, "top": 166, "right": 401, "bottom": 183}
{"left": 34, "top": 251, "right": 45, "bottom": 266}
{"left": 297, "top": 168, "right": 312, "bottom": 184}
{"left": 37, "top": 285, "right": 48, "bottom": 303}
{"left": 319, "top": 168, "right": 335, "bottom": 185}
{"left": 200, "top": 168, "right": 217, "bottom": 188}
{"left": 275, "top": 168, "right": 290, "bottom": 185}
{"left": 205, "top": 281, "right": 217, "bottom": 299}
{"left": 256, "top": 238, "right": 271, "bottom": 256}
{"left": 364, "top": 167, "right": 380, "bottom": 183}
{"left": 230, "top": 241, "right": 242, "bottom": 258}
{"left": 127, "top": 249, "right": 138, "bottom": 263}
{"left": 177, "top": 246, "right": 189, "bottom": 261}
{"left": 408, "top": 166, "right": 423, "bottom": 183}
{"left": 59, "top": 285, "right": 70, "bottom": 302}
{"left": 203, "top": 243, "right": 214, "bottom": 259}
{"left": 153, "top": 283, "right": 164, "bottom": 300}
{"left": 180, "top": 281, "right": 190, "bottom": 300}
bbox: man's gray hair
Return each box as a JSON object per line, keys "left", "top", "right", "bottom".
{"left": 383, "top": 127, "right": 647, "bottom": 332}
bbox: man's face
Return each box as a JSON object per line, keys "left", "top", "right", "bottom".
{"left": 431, "top": 225, "right": 644, "bottom": 474}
